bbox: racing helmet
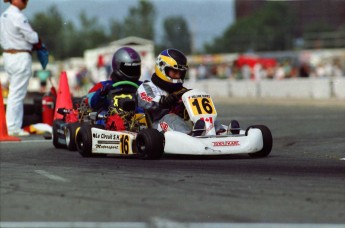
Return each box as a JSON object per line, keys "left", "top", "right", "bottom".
{"left": 111, "top": 47, "right": 141, "bottom": 82}
{"left": 153, "top": 49, "right": 188, "bottom": 92}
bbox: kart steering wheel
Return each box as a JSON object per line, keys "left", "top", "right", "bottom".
{"left": 111, "top": 81, "right": 139, "bottom": 89}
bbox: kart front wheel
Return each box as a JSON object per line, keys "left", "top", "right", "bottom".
{"left": 76, "top": 123, "right": 93, "bottom": 157}
{"left": 65, "top": 122, "right": 81, "bottom": 151}
{"left": 246, "top": 125, "right": 273, "bottom": 158}
{"left": 136, "top": 129, "right": 164, "bottom": 160}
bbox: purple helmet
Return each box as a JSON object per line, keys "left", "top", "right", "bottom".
{"left": 111, "top": 47, "right": 141, "bottom": 82}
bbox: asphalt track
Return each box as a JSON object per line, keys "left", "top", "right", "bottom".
{"left": 1, "top": 98, "right": 345, "bottom": 227}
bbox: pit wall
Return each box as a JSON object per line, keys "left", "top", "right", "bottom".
{"left": 184, "top": 78, "right": 345, "bottom": 100}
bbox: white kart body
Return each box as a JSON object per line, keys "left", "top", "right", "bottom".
{"left": 90, "top": 128, "right": 137, "bottom": 155}
{"left": 164, "top": 129, "right": 263, "bottom": 155}
{"left": 163, "top": 89, "right": 266, "bottom": 156}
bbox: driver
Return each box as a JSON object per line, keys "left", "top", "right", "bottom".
{"left": 87, "top": 46, "right": 142, "bottom": 112}
{"left": 136, "top": 48, "right": 225, "bottom": 136}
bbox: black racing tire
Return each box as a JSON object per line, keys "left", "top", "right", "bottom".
{"left": 136, "top": 129, "right": 164, "bottom": 160}
{"left": 76, "top": 123, "right": 93, "bottom": 157}
{"left": 65, "top": 122, "right": 81, "bottom": 151}
{"left": 246, "top": 125, "right": 273, "bottom": 158}
{"left": 52, "top": 119, "right": 66, "bottom": 149}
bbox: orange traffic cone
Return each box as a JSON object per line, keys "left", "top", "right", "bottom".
{"left": 53, "top": 71, "right": 73, "bottom": 120}
{"left": 0, "top": 82, "right": 21, "bottom": 141}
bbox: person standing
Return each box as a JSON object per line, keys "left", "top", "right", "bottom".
{"left": 0, "top": 0, "right": 44, "bottom": 136}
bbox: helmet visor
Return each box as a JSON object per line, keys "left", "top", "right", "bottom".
{"left": 165, "top": 67, "right": 187, "bottom": 80}
{"left": 120, "top": 62, "right": 141, "bottom": 77}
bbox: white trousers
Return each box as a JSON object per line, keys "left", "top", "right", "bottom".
{"left": 3, "top": 52, "right": 32, "bottom": 132}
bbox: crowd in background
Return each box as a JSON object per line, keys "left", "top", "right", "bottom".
{"left": 36, "top": 56, "right": 345, "bottom": 99}
{"left": 188, "top": 57, "right": 345, "bottom": 81}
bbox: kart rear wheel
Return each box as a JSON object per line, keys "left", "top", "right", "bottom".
{"left": 136, "top": 129, "right": 164, "bottom": 160}
{"left": 246, "top": 125, "right": 273, "bottom": 158}
{"left": 65, "top": 122, "right": 80, "bottom": 151}
{"left": 52, "top": 119, "right": 66, "bottom": 149}
{"left": 76, "top": 123, "right": 93, "bottom": 157}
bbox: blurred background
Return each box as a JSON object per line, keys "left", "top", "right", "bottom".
{"left": 1, "top": 0, "right": 344, "bottom": 99}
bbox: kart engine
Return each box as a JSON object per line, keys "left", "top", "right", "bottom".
{"left": 105, "top": 107, "right": 140, "bottom": 132}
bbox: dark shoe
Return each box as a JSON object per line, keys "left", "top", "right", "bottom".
{"left": 192, "top": 119, "right": 206, "bottom": 137}
{"left": 228, "top": 120, "right": 240, "bottom": 134}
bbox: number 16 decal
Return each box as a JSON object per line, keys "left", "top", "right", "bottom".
{"left": 120, "top": 135, "right": 130, "bottom": 154}
{"left": 189, "top": 97, "right": 216, "bottom": 115}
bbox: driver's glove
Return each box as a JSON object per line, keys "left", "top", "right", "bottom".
{"left": 159, "top": 93, "right": 179, "bottom": 109}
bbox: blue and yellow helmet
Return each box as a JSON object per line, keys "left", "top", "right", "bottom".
{"left": 155, "top": 49, "right": 188, "bottom": 85}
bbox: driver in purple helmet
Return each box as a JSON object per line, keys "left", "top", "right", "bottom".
{"left": 86, "top": 47, "right": 142, "bottom": 112}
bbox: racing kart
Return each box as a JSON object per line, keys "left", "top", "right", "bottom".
{"left": 75, "top": 88, "right": 272, "bottom": 159}
{"left": 136, "top": 89, "right": 273, "bottom": 159}
{"left": 52, "top": 81, "right": 138, "bottom": 151}
{"left": 75, "top": 81, "right": 149, "bottom": 157}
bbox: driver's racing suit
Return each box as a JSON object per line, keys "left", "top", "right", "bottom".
{"left": 87, "top": 80, "right": 141, "bottom": 112}
{"left": 137, "top": 80, "right": 225, "bottom": 134}
{"left": 86, "top": 80, "right": 143, "bottom": 126}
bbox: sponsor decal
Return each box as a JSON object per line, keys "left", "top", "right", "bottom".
{"left": 159, "top": 122, "right": 169, "bottom": 132}
{"left": 91, "top": 131, "right": 132, "bottom": 154}
{"left": 212, "top": 141, "right": 240, "bottom": 147}
{"left": 124, "top": 62, "right": 140, "bottom": 66}
{"left": 95, "top": 144, "right": 119, "bottom": 150}
{"left": 189, "top": 94, "right": 210, "bottom": 99}
{"left": 92, "top": 133, "right": 120, "bottom": 140}
{"left": 97, "top": 141, "right": 119, "bottom": 144}
{"left": 140, "top": 92, "right": 153, "bottom": 102}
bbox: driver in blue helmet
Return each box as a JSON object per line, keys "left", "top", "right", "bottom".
{"left": 136, "top": 48, "right": 227, "bottom": 136}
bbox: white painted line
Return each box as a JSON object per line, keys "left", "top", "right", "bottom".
{"left": 35, "top": 170, "right": 69, "bottom": 182}
{"left": 0, "top": 222, "right": 145, "bottom": 228}
{"left": 0, "top": 222, "right": 344, "bottom": 228}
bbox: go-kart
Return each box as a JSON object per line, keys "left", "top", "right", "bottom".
{"left": 75, "top": 88, "right": 272, "bottom": 160}
{"left": 75, "top": 81, "right": 150, "bottom": 157}
{"left": 52, "top": 81, "right": 137, "bottom": 151}
{"left": 52, "top": 96, "right": 90, "bottom": 151}
{"left": 135, "top": 89, "right": 273, "bottom": 159}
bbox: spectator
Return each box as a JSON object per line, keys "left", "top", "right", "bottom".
{"left": 299, "top": 63, "right": 310, "bottom": 77}
{"left": 35, "top": 69, "right": 51, "bottom": 93}
{"left": 274, "top": 63, "right": 285, "bottom": 80}
{"left": 0, "top": 0, "right": 47, "bottom": 136}
{"left": 197, "top": 64, "right": 207, "bottom": 80}
{"left": 241, "top": 64, "right": 251, "bottom": 80}
{"left": 332, "top": 59, "right": 344, "bottom": 78}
